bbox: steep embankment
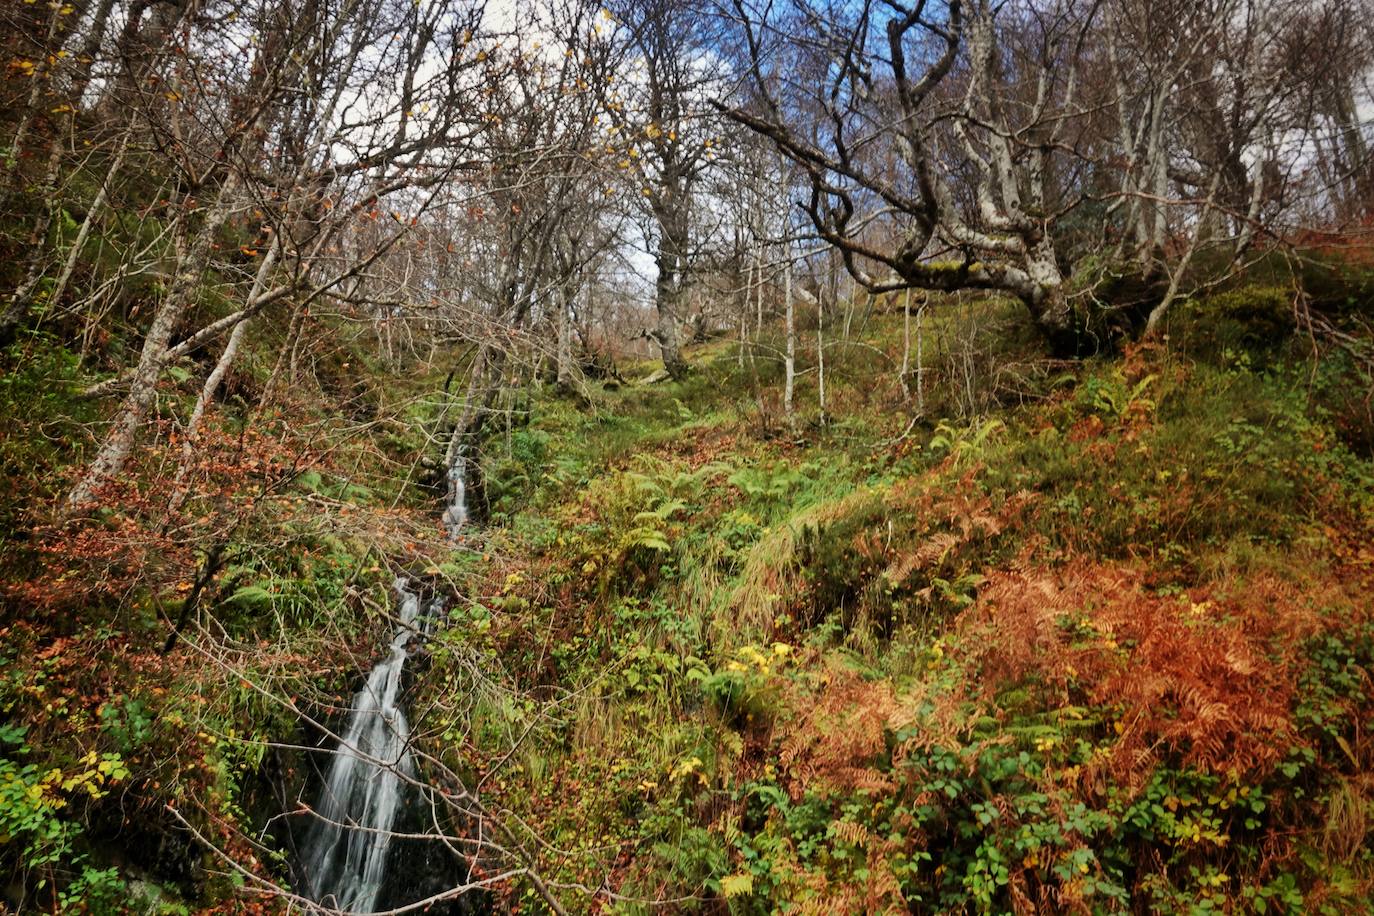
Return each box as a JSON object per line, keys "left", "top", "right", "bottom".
{"left": 0, "top": 307, "right": 460, "bottom": 911}
{"left": 2, "top": 280, "right": 1373, "bottom": 914}
{"left": 409, "top": 295, "right": 1374, "bottom": 912}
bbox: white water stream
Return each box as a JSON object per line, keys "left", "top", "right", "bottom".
{"left": 299, "top": 458, "right": 466, "bottom": 912}
{"left": 442, "top": 455, "right": 467, "bottom": 541}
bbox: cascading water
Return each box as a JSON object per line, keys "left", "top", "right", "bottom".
{"left": 299, "top": 457, "right": 467, "bottom": 912}
{"left": 442, "top": 454, "right": 467, "bottom": 541}
{"left": 299, "top": 581, "right": 424, "bottom": 912}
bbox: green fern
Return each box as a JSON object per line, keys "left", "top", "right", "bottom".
{"left": 930, "top": 417, "right": 1004, "bottom": 466}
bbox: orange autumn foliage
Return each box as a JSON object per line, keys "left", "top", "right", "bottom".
{"left": 958, "top": 561, "right": 1363, "bottom": 786}
{"left": 778, "top": 665, "right": 898, "bottom": 800}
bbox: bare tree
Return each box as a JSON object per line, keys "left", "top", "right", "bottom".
{"left": 432, "top": 0, "right": 621, "bottom": 468}
{"left": 725, "top": 0, "right": 1101, "bottom": 352}
{"left": 62, "top": 0, "right": 490, "bottom": 511}
{"left": 604, "top": 0, "right": 729, "bottom": 378}
{"left": 724, "top": 0, "right": 1374, "bottom": 351}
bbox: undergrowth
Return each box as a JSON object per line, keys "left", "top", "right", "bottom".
{"left": 416, "top": 300, "right": 1374, "bottom": 914}
{"left": 3, "top": 275, "right": 1372, "bottom": 913}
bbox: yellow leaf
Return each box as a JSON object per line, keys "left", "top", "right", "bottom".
{"left": 720, "top": 874, "right": 753, "bottom": 898}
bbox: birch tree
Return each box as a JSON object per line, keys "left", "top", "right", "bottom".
{"left": 604, "top": 0, "right": 729, "bottom": 378}
{"left": 63, "top": 0, "right": 492, "bottom": 510}
{"left": 724, "top": 0, "right": 1374, "bottom": 350}
{"left": 725, "top": 0, "right": 1100, "bottom": 352}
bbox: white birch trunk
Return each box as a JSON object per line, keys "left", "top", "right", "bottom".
{"left": 816, "top": 286, "right": 826, "bottom": 422}
{"left": 66, "top": 175, "right": 241, "bottom": 510}
{"left": 899, "top": 288, "right": 912, "bottom": 401}
{"left": 166, "top": 241, "right": 280, "bottom": 513}
{"left": 49, "top": 132, "right": 131, "bottom": 311}
{"left": 556, "top": 281, "right": 574, "bottom": 390}
{"left": 915, "top": 298, "right": 925, "bottom": 417}
{"left": 783, "top": 242, "right": 795, "bottom": 421}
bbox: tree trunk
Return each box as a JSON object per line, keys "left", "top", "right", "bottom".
{"left": 816, "top": 280, "right": 826, "bottom": 423}
{"left": 653, "top": 256, "right": 687, "bottom": 379}
{"left": 651, "top": 186, "right": 689, "bottom": 380}
{"left": 0, "top": 138, "right": 65, "bottom": 348}
{"left": 783, "top": 242, "right": 795, "bottom": 422}
{"left": 66, "top": 0, "right": 119, "bottom": 107}
{"left": 899, "top": 288, "right": 911, "bottom": 401}
{"left": 737, "top": 260, "right": 747, "bottom": 368}
{"left": 1022, "top": 236, "right": 1082, "bottom": 353}
{"left": 755, "top": 245, "right": 766, "bottom": 339}
{"left": 915, "top": 298, "right": 925, "bottom": 417}
{"left": 4, "top": 4, "right": 64, "bottom": 188}
{"left": 1146, "top": 172, "right": 1222, "bottom": 335}
{"left": 166, "top": 241, "right": 279, "bottom": 515}
{"left": 446, "top": 346, "right": 496, "bottom": 469}
{"left": 555, "top": 280, "right": 574, "bottom": 392}
{"left": 65, "top": 177, "right": 239, "bottom": 510}
{"left": 48, "top": 131, "right": 131, "bottom": 312}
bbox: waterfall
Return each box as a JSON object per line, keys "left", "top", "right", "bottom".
{"left": 443, "top": 455, "right": 467, "bottom": 540}
{"left": 299, "top": 457, "right": 468, "bottom": 912}
{"left": 299, "top": 582, "right": 429, "bottom": 912}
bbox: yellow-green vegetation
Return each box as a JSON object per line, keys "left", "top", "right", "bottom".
{"left": 398, "top": 294, "right": 1374, "bottom": 913}
{"left": 3, "top": 276, "right": 1374, "bottom": 914}
{"left": 8, "top": 0, "right": 1374, "bottom": 907}
{"left": 0, "top": 311, "right": 458, "bottom": 913}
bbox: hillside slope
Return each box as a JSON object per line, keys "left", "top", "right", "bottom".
{"left": 404, "top": 301, "right": 1374, "bottom": 913}
{"left": 2, "top": 288, "right": 1374, "bottom": 914}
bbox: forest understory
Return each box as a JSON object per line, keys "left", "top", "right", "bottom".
{"left": 4, "top": 278, "right": 1374, "bottom": 914}
{"left": 4, "top": 0, "right": 1374, "bottom": 913}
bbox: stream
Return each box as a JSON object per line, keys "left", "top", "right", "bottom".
{"left": 295, "top": 455, "right": 470, "bottom": 912}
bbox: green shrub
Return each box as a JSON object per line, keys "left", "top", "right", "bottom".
{"left": 1172, "top": 285, "right": 1294, "bottom": 357}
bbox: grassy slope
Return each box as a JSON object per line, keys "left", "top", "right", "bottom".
{"left": 420, "top": 299, "right": 1374, "bottom": 914}
{"left": 0, "top": 273, "right": 1372, "bottom": 914}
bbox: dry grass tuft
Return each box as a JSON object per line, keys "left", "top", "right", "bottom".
{"left": 723, "top": 485, "right": 884, "bottom": 634}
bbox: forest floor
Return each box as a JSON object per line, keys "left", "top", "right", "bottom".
{"left": 421, "top": 298, "right": 1374, "bottom": 914}
{"left": 2, "top": 284, "right": 1374, "bottom": 913}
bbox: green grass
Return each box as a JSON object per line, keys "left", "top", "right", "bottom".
{"left": 411, "top": 288, "right": 1374, "bottom": 913}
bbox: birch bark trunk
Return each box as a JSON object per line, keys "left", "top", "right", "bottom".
{"left": 65, "top": 174, "right": 241, "bottom": 510}
{"left": 782, "top": 240, "right": 795, "bottom": 422}
{"left": 556, "top": 280, "right": 574, "bottom": 392}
